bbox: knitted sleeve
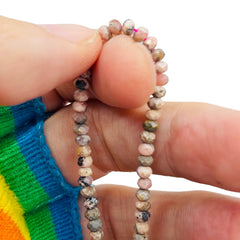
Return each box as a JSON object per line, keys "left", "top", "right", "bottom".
{"left": 0, "top": 98, "right": 83, "bottom": 240}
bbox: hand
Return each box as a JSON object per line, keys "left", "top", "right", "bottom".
{"left": 1, "top": 16, "right": 240, "bottom": 240}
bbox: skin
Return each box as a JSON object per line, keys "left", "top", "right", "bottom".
{"left": 1, "top": 15, "right": 240, "bottom": 239}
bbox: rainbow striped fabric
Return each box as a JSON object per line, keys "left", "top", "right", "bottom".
{"left": 0, "top": 99, "right": 82, "bottom": 240}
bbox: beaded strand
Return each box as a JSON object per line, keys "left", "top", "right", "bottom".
{"left": 72, "top": 19, "right": 168, "bottom": 240}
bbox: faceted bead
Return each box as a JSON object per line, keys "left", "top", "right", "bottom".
{"left": 84, "top": 197, "right": 99, "bottom": 210}
{"left": 74, "top": 78, "right": 89, "bottom": 90}
{"left": 152, "top": 48, "right": 165, "bottom": 62}
{"left": 133, "top": 27, "right": 148, "bottom": 42}
{"left": 136, "top": 189, "right": 151, "bottom": 201}
{"left": 72, "top": 101, "right": 87, "bottom": 113}
{"left": 77, "top": 145, "right": 91, "bottom": 157}
{"left": 142, "top": 120, "right": 158, "bottom": 132}
{"left": 136, "top": 201, "right": 151, "bottom": 211}
{"left": 80, "top": 70, "right": 92, "bottom": 81}
{"left": 137, "top": 166, "right": 152, "bottom": 178}
{"left": 155, "top": 61, "right": 168, "bottom": 73}
{"left": 87, "top": 219, "right": 103, "bottom": 232}
{"left": 153, "top": 86, "right": 166, "bottom": 98}
{"left": 78, "top": 167, "right": 93, "bottom": 177}
{"left": 143, "top": 36, "right": 157, "bottom": 50}
{"left": 135, "top": 210, "right": 151, "bottom": 222}
{"left": 157, "top": 74, "right": 169, "bottom": 86}
{"left": 148, "top": 98, "right": 164, "bottom": 110}
{"left": 74, "top": 124, "right": 89, "bottom": 135}
{"left": 73, "top": 90, "right": 89, "bottom": 102}
{"left": 133, "top": 233, "right": 148, "bottom": 240}
{"left": 81, "top": 186, "right": 96, "bottom": 198}
{"left": 98, "top": 25, "right": 111, "bottom": 41}
{"left": 137, "top": 178, "right": 152, "bottom": 190}
{"left": 73, "top": 112, "right": 87, "bottom": 124}
{"left": 138, "top": 143, "right": 155, "bottom": 156}
{"left": 78, "top": 156, "right": 93, "bottom": 167}
{"left": 134, "top": 222, "right": 149, "bottom": 235}
{"left": 145, "top": 110, "right": 161, "bottom": 121}
{"left": 85, "top": 208, "right": 101, "bottom": 221}
{"left": 122, "top": 19, "right": 135, "bottom": 35}
{"left": 138, "top": 156, "right": 153, "bottom": 166}
{"left": 140, "top": 131, "right": 156, "bottom": 144}
{"left": 109, "top": 19, "right": 122, "bottom": 35}
{"left": 90, "top": 230, "right": 104, "bottom": 240}
{"left": 75, "top": 135, "right": 91, "bottom": 146}
{"left": 78, "top": 176, "right": 93, "bottom": 187}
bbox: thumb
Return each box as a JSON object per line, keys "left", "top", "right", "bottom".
{"left": 0, "top": 16, "right": 102, "bottom": 105}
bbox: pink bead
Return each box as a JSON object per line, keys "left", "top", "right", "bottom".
{"left": 137, "top": 166, "right": 152, "bottom": 178}
{"left": 72, "top": 101, "right": 87, "bottom": 112}
{"left": 155, "top": 61, "right": 168, "bottom": 73}
{"left": 137, "top": 178, "right": 152, "bottom": 189}
{"left": 156, "top": 74, "right": 169, "bottom": 86}
{"left": 98, "top": 25, "right": 111, "bottom": 41}
{"left": 74, "top": 90, "right": 89, "bottom": 102}
{"left": 138, "top": 143, "right": 155, "bottom": 156}
{"left": 109, "top": 19, "right": 122, "bottom": 35}
{"left": 133, "top": 27, "right": 148, "bottom": 42}
{"left": 143, "top": 36, "right": 157, "bottom": 50}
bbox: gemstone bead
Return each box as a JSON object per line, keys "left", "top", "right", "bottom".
{"left": 148, "top": 98, "right": 164, "bottom": 110}
{"left": 87, "top": 219, "right": 103, "bottom": 232}
{"left": 138, "top": 144, "right": 155, "bottom": 156}
{"left": 136, "top": 189, "right": 151, "bottom": 201}
{"left": 153, "top": 86, "right": 166, "bottom": 98}
{"left": 137, "top": 178, "right": 152, "bottom": 190}
{"left": 137, "top": 166, "right": 152, "bottom": 178}
{"left": 133, "top": 27, "right": 148, "bottom": 42}
{"left": 152, "top": 48, "right": 165, "bottom": 62}
{"left": 138, "top": 156, "right": 154, "bottom": 166}
{"left": 77, "top": 145, "right": 91, "bottom": 157}
{"left": 135, "top": 210, "right": 151, "bottom": 222}
{"left": 133, "top": 233, "right": 148, "bottom": 240}
{"left": 78, "top": 167, "right": 93, "bottom": 177}
{"left": 72, "top": 101, "right": 87, "bottom": 113}
{"left": 142, "top": 120, "right": 158, "bottom": 132}
{"left": 84, "top": 197, "right": 99, "bottom": 210}
{"left": 73, "top": 112, "right": 87, "bottom": 124}
{"left": 78, "top": 176, "right": 93, "bottom": 187}
{"left": 74, "top": 78, "right": 89, "bottom": 90}
{"left": 81, "top": 186, "right": 96, "bottom": 198}
{"left": 155, "top": 61, "right": 168, "bottom": 73}
{"left": 74, "top": 90, "right": 89, "bottom": 102}
{"left": 140, "top": 131, "right": 156, "bottom": 144}
{"left": 109, "top": 19, "right": 122, "bottom": 35}
{"left": 78, "top": 156, "right": 93, "bottom": 167}
{"left": 90, "top": 230, "right": 104, "bottom": 240}
{"left": 76, "top": 135, "right": 91, "bottom": 146}
{"left": 122, "top": 19, "right": 135, "bottom": 35}
{"left": 98, "top": 25, "right": 111, "bottom": 41}
{"left": 74, "top": 124, "right": 89, "bottom": 135}
{"left": 143, "top": 36, "right": 157, "bottom": 50}
{"left": 80, "top": 70, "right": 92, "bottom": 81}
{"left": 145, "top": 110, "right": 161, "bottom": 121}
{"left": 134, "top": 222, "right": 149, "bottom": 235}
{"left": 136, "top": 201, "right": 151, "bottom": 211}
{"left": 85, "top": 208, "right": 101, "bottom": 221}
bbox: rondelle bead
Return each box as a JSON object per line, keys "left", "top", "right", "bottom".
{"left": 81, "top": 186, "right": 96, "bottom": 198}
{"left": 152, "top": 48, "right": 165, "bottom": 62}
{"left": 76, "top": 134, "right": 91, "bottom": 146}
{"left": 85, "top": 208, "right": 101, "bottom": 221}
{"left": 122, "top": 19, "right": 135, "bottom": 35}
{"left": 133, "top": 233, "right": 148, "bottom": 240}
{"left": 153, "top": 86, "right": 166, "bottom": 98}
{"left": 80, "top": 70, "right": 92, "bottom": 81}
{"left": 109, "top": 19, "right": 122, "bottom": 35}
{"left": 90, "top": 230, "right": 104, "bottom": 240}
{"left": 137, "top": 166, "right": 152, "bottom": 178}
{"left": 84, "top": 197, "right": 99, "bottom": 210}
{"left": 137, "top": 178, "right": 152, "bottom": 190}
{"left": 133, "top": 27, "right": 148, "bottom": 42}
{"left": 136, "top": 201, "right": 151, "bottom": 211}
{"left": 155, "top": 61, "right": 168, "bottom": 73}
{"left": 140, "top": 131, "right": 156, "bottom": 144}
{"left": 148, "top": 97, "right": 164, "bottom": 110}
{"left": 78, "top": 156, "right": 93, "bottom": 167}
{"left": 135, "top": 210, "right": 151, "bottom": 222}
{"left": 98, "top": 25, "right": 111, "bottom": 41}
{"left": 72, "top": 101, "right": 87, "bottom": 113}
{"left": 143, "top": 36, "right": 157, "bottom": 50}
{"left": 74, "top": 78, "right": 89, "bottom": 90}
{"left": 77, "top": 145, "right": 91, "bottom": 157}
{"left": 74, "top": 124, "right": 89, "bottom": 135}
{"left": 73, "top": 90, "right": 89, "bottom": 102}
{"left": 87, "top": 219, "right": 103, "bottom": 232}
{"left": 142, "top": 120, "right": 158, "bottom": 132}
{"left": 134, "top": 222, "right": 149, "bottom": 235}
{"left": 78, "top": 167, "right": 93, "bottom": 177}
{"left": 78, "top": 176, "right": 93, "bottom": 187}
{"left": 138, "top": 143, "right": 155, "bottom": 156}
{"left": 136, "top": 189, "right": 151, "bottom": 201}
{"left": 145, "top": 110, "right": 161, "bottom": 121}
{"left": 73, "top": 112, "right": 87, "bottom": 124}
{"left": 138, "top": 156, "right": 153, "bottom": 166}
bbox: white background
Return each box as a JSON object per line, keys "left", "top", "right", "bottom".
{"left": 1, "top": 0, "right": 240, "bottom": 197}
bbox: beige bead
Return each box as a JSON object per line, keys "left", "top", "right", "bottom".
{"left": 98, "top": 25, "right": 111, "bottom": 41}
{"left": 73, "top": 90, "right": 89, "bottom": 102}
{"left": 122, "top": 19, "right": 135, "bottom": 35}
{"left": 143, "top": 36, "right": 157, "bottom": 50}
{"left": 90, "top": 230, "right": 104, "bottom": 240}
{"left": 76, "top": 145, "right": 91, "bottom": 157}
{"left": 80, "top": 186, "right": 96, "bottom": 198}
{"left": 136, "top": 189, "right": 151, "bottom": 201}
{"left": 137, "top": 166, "right": 152, "bottom": 178}
{"left": 133, "top": 27, "right": 148, "bottom": 42}
{"left": 133, "top": 233, "right": 148, "bottom": 240}
{"left": 148, "top": 98, "right": 164, "bottom": 110}
{"left": 74, "top": 124, "right": 89, "bottom": 135}
{"left": 145, "top": 110, "right": 161, "bottom": 121}
{"left": 155, "top": 61, "right": 168, "bottom": 73}
{"left": 78, "top": 167, "right": 93, "bottom": 177}
{"left": 153, "top": 86, "right": 166, "bottom": 98}
{"left": 140, "top": 131, "right": 156, "bottom": 144}
{"left": 85, "top": 208, "right": 101, "bottom": 221}
{"left": 136, "top": 201, "right": 151, "bottom": 211}
{"left": 152, "top": 48, "right": 165, "bottom": 62}
{"left": 109, "top": 19, "right": 122, "bottom": 35}
{"left": 72, "top": 101, "right": 87, "bottom": 112}
{"left": 134, "top": 222, "right": 149, "bottom": 235}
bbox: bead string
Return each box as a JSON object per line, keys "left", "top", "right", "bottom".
{"left": 72, "top": 19, "right": 168, "bottom": 240}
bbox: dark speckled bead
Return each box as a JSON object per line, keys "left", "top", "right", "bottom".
{"left": 135, "top": 210, "right": 151, "bottom": 222}
{"left": 74, "top": 78, "right": 89, "bottom": 90}
{"left": 142, "top": 120, "right": 158, "bottom": 132}
{"left": 84, "top": 197, "right": 99, "bottom": 210}
{"left": 122, "top": 19, "right": 135, "bottom": 35}
{"left": 78, "top": 176, "right": 93, "bottom": 187}
{"left": 73, "top": 112, "right": 87, "bottom": 124}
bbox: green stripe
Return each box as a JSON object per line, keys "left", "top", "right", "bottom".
{"left": 0, "top": 106, "right": 15, "bottom": 138}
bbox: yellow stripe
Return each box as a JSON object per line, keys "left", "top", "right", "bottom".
{"left": 0, "top": 175, "right": 30, "bottom": 240}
